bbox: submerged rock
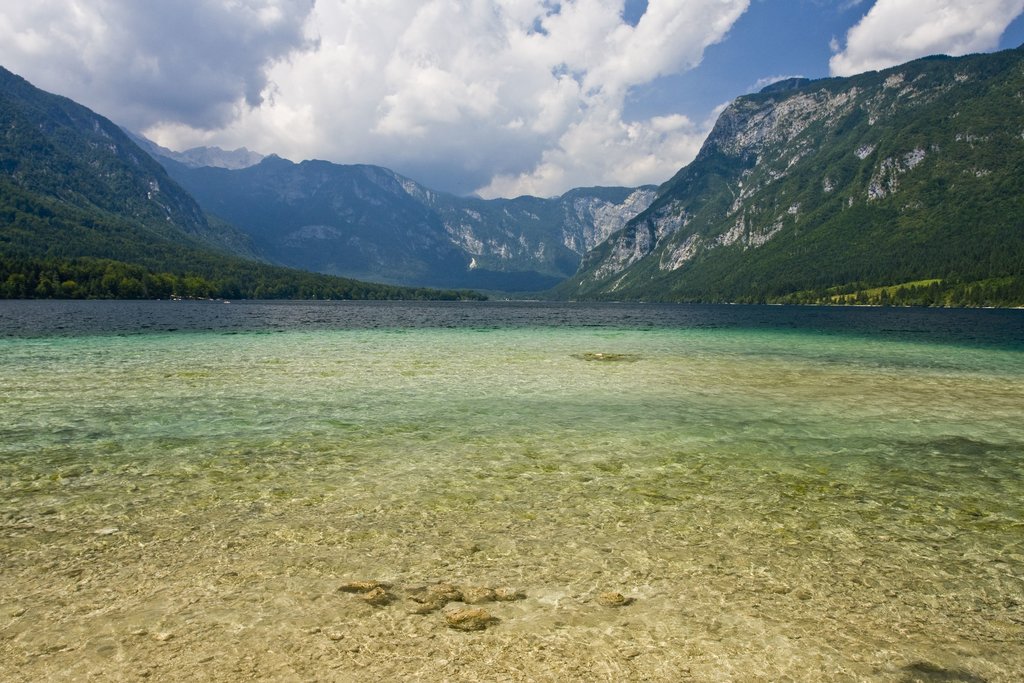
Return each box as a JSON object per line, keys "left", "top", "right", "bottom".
{"left": 461, "top": 587, "right": 497, "bottom": 604}
{"left": 493, "top": 587, "right": 526, "bottom": 602}
{"left": 572, "top": 352, "right": 641, "bottom": 362}
{"left": 597, "top": 592, "right": 634, "bottom": 607}
{"left": 406, "top": 601, "right": 443, "bottom": 615}
{"left": 360, "top": 587, "right": 393, "bottom": 606}
{"left": 444, "top": 608, "right": 499, "bottom": 631}
{"left": 338, "top": 580, "right": 391, "bottom": 594}
{"left": 406, "top": 582, "right": 464, "bottom": 614}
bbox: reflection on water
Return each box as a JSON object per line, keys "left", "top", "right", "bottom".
{"left": 1, "top": 312, "right": 1023, "bottom": 681}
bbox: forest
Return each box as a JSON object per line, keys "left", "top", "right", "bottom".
{"left": 0, "top": 256, "right": 485, "bottom": 301}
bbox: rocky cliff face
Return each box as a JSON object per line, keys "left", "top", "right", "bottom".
{"left": 559, "top": 47, "right": 1024, "bottom": 303}
{"left": 417, "top": 186, "right": 656, "bottom": 287}
{"left": 161, "top": 153, "right": 655, "bottom": 291}
{"left": 560, "top": 188, "right": 659, "bottom": 254}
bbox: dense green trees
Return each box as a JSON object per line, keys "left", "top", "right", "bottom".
{"left": 0, "top": 256, "right": 485, "bottom": 301}
{"left": 773, "top": 277, "right": 1024, "bottom": 308}
{"left": 0, "top": 183, "right": 484, "bottom": 301}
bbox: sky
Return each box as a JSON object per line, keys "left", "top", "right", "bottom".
{"left": 2, "top": 1, "right": 1023, "bottom": 198}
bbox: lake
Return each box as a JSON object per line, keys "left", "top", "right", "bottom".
{"left": 1, "top": 300, "right": 1022, "bottom": 681}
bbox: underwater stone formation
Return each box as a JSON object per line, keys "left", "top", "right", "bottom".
{"left": 461, "top": 587, "right": 497, "bottom": 604}
{"left": 338, "top": 580, "right": 391, "bottom": 593}
{"left": 597, "top": 592, "right": 634, "bottom": 607}
{"left": 492, "top": 587, "right": 526, "bottom": 602}
{"left": 444, "top": 608, "right": 499, "bottom": 631}
{"left": 339, "top": 579, "right": 527, "bottom": 623}
{"left": 572, "top": 352, "right": 641, "bottom": 362}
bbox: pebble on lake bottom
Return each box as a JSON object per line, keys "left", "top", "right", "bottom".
{"left": 597, "top": 592, "right": 634, "bottom": 607}
{"left": 338, "top": 580, "right": 391, "bottom": 594}
{"left": 461, "top": 587, "right": 497, "bottom": 604}
{"left": 359, "top": 587, "right": 393, "bottom": 606}
{"left": 444, "top": 608, "right": 499, "bottom": 632}
{"left": 572, "top": 352, "right": 641, "bottom": 362}
{"left": 493, "top": 587, "right": 526, "bottom": 602}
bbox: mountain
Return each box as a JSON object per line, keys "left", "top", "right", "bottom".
{"left": 158, "top": 153, "right": 655, "bottom": 292}
{"left": 0, "top": 66, "right": 257, "bottom": 260}
{"left": 0, "top": 66, "right": 482, "bottom": 300}
{"left": 413, "top": 184, "right": 657, "bottom": 288}
{"left": 557, "top": 47, "right": 1024, "bottom": 307}
{"left": 126, "top": 132, "right": 264, "bottom": 170}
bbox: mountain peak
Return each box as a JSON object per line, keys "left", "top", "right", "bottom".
{"left": 175, "top": 145, "right": 265, "bottom": 170}
{"left": 125, "top": 131, "right": 265, "bottom": 170}
{"left": 758, "top": 77, "right": 812, "bottom": 94}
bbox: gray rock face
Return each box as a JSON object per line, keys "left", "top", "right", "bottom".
{"left": 416, "top": 185, "right": 656, "bottom": 287}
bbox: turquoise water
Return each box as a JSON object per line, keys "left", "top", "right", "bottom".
{"left": 1, "top": 305, "right": 1023, "bottom": 681}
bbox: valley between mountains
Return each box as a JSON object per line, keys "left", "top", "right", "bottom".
{"left": 3, "top": 46, "right": 1024, "bottom": 305}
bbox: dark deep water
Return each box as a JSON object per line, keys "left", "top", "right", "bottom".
{"left": 1, "top": 299, "right": 1021, "bottom": 348}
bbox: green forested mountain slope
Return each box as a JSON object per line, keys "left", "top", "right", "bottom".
{"left": 558, "top": 48, "right": 1024, "bottom": 306}
{"left": 0, "top": 66, "right": 481, "bottom": 300}
{"left": 0, "top": 66, "right": 254, "bottom": 259}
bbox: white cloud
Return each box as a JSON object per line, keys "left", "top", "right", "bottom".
{"left": 478, "top": 102, "right": 720, "bottom": 197}
{"left": 164, "top": 0, "right": 750, "bottom": 197}
{"left": 0, "top": 0, "right": 750, "bottom": 197}
{"left": 830, "top": 0, "right": 1024, "bottom": 76}
{"left": 0, "top": 0, "right": 315, "bottom": 130}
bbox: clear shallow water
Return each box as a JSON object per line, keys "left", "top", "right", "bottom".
{"left": 1, "top": 301, "right": 1022, "bottom": 681}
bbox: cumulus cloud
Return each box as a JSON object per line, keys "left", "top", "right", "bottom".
{"left": 830, "top": 0, "right": 1024, "bottom": 76}
{"left": 479, "top": 105, "right": 715, "bottom": 197}
{"left": 0, "top": 0, "right": 315, "bottom": 130}
{"left": 163, "top": 0, "right": 750, "bottom": 197}
{"left": 0, "top": 0, "right": 750, "bottom": 197}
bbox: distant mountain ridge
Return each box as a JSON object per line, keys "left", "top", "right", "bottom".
{"left": 0, "top": 65, "right": 483, "bottom": 300}
{"left": 557, "top": 47, "right": 1024, "bottom": 306}
{"left": 6, "top": 43, "right": 1024, "bottom": 306}
{"left": 126, "top": 131, "right": 265, "bottom": 170}
{"left": 158, "top": 153, "right": 656, "bottom": 291}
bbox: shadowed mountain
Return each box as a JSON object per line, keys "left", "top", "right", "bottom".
{"left": 158, "top": 154, "right": 655, "bottom": 292}
{"left": 0, "top": 66, "right": 482, "bottom": 300}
